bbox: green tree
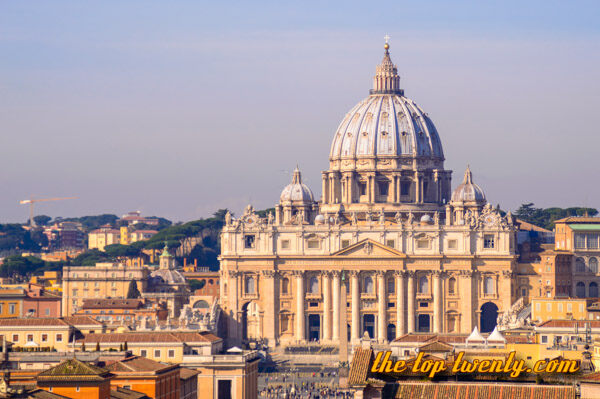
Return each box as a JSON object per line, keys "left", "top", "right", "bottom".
{"left": 95, "top": 342, "right": 100, "bottom": 352}
{"left": 104, "top": 244, "right": 142, "bottom": 259}
{"left": 123, "top": 341, "right": 128, "bottom": 351}
{"left": 188, "top": 279, "right": 206, "bottom": 292}
{"left": 33, "top": 215, "right": 52, "bottom": 226}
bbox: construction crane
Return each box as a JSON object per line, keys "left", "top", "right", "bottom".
{"left": 19, "top": 196, "right": 77, "bottom": 227}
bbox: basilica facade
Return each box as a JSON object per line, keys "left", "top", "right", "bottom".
{"left": 219, "top": 43, "right": 517, "bottom": 349}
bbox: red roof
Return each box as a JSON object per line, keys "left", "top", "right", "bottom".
{"left": 537, "top": 319, "right": 600, "bottom": 328}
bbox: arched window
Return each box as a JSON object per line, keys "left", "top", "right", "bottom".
{"left": 281, "top": 277, "right": 290, "bottom": 295}
{"left": 309, "top": 277, "right": 319, "bottom": 294}
{"left": 193, "top": 300, "right": 209, "bottom": 309}
{"left": 364, "top": 276, "right": 374, "bottom": 294}
{"left": 576, "top": 258, "right": 586, "bottom": 273}
{"left": 484, "top": 276, "right": 494, "bottom": 295}
{"left": 448, "top": 277, "right": 456, "bottom": 295}
{"left": 590, "top": 258, "right": 598, "bottom": 274}
{"left": 590, "top": 282, "right": 599, "bottom": 298}
{"left": 245, "top": 276, "right": 255, "bottom": 295}
{"left": 576, "top": 282, "right": 586, "bottom": 298}
{"left": 419, "top": 276, "right": 428, "bottom": 294}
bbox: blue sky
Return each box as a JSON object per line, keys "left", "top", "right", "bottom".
{"left": 1, "top": 1, "right": 599, "bottom": 222}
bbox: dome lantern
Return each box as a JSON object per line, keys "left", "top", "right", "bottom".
{"left": 370, "top": 40, "right": 403, "bottom": 95}
{"left": 451, "top": 166, "right": 486, "bottom": 204}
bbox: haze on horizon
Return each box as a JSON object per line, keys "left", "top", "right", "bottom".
{"left": 1, "top": 1, "right": 599, "bottom": 224}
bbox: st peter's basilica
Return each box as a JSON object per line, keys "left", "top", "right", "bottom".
{"left": 219, "top": 42, "right": 517, "bottom": 350}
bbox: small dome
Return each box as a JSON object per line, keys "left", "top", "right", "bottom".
{"left": 280, "top": 167, "right": 314, "bottom": 203}
{"left": 151, "top": 269, "right": 186, "bottom": 285}
{"left": 420, "top": 214, "right": 432, "bottom": 223}
{"left": 451, "top": 166, "right": 486, "bottom": 203}
{"left": 314, "top": 214, "right": 325, "bottom": 224}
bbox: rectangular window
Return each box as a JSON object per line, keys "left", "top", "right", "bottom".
{"left": 416, "top": 239, "right": 430, "bottom": 249}
{"left": 244, "top": 235, "right": 255, "bottom": 249}
{"left": 447, "top": 239, "right": 458, "bottom": 249}
{"left": 567, "top": 303, "right": 572, "bottom": 312}
{"left": 41, "top": 334, "right": 48, "bottom": 342}
{"left": 56, "top": 334, "right": 62, "bottom": 342}
{"left": 386, "top": 240, "right": 395, "bottom": 248}
{"left": 341, "top": 239, "right": 350, "bottom": 248}
{"left": 12, "top": 334, "right": 18, "bottom": 342}
{"left": 8, "top": 303, "right": 16, "bottom": 314}
{"left": 154, "top": 349, "right": 161, "bottom": 358}
{"left": 309, "top": 302, "right": 318, "bottom": 307}
{"left": 401, "top": 181, "right": 410, "bottom": 196}
{"left": 140, "top": 349, "right": 147, "bottom": 357}
{"left": 575, "top": 234, "right": 586, "bottom": 249}
{"left": 307, "top": 239, "right": 320, "bottom": 249}
{"left": 483, "top": 234, "right": 495, "bottom": 249}
{"left": 378, "top": 181, "right": 389, "bottom": 196}
{"left": 558, "top": 303, "right": 563, "bottom": 312}
{"left": 358, "top": 182, "right": 367, "bottom": 196}
{"left": 168, "top": 349, "right": 175, "bottom": 358}
{"left": 387, "top": 279, "right": 395, "bottom": 294}
{"left": 535, "top": 303, "right": 541, "bottom": 311}
{"left": 547, "top": 303, "right": 552, "bottom": 311}
{"left": 281, "top": 240, "right": 290, "bottom": 249}
{"left": 45, "top": 308, "right": 50, "bottom": 316}
{"left": 419, "top": 302, "right": 428, "bottom": 308}
{"left": 26, "top": 334, "right": 33, "bottom": 342}
{"left": 541, "top": 335, "right": 548, "bottom": 344}
{"left": 72, "top": 289, "right": 78, "bottom": 297}
{"left": 387, "top": 302, "right": 395, "bottom": 308}
{"left": 587, "top": 234, "right": 599, "bottom": 249}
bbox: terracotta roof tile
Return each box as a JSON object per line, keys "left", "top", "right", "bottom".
{"left": 348, "top": 348, "right": 373, "bottom": 386}
{"left": 37, "top": 358, "right": 110, "bottom": 382}
{"left": 179, "top": 368, "right": 199, "bottom": 380}
{"left": 81, "top": 299, "right": 144, "bottom": 310}
{"left": 62, "top": 316, "right": 103, "bottom": 326}
{"left": 537, "top": 319, "right": 600, "bottom": 328}
{"left": 0, "top": 318, "right": 69, "bottom": 327}
{"left": 393, "top": 382, "right": 576, "bottom": 399}
{"left": 79, "top": 331, "right": 220, "bottom": 344}
{"left": 106, "top": 356, "right": 175, "bottom": 373}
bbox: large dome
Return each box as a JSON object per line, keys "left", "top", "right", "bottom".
{"left": 329, "top": 44, "right": 444, "bottom": 162}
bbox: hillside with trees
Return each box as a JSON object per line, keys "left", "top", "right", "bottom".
{"left": 514, "top": 203, "right": 598, "bottom": 230}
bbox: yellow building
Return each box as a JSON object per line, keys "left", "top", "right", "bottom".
{"left": 121, "top": 226, "right": 157, "bottom": 245}
{"left": 0, "top": 318, "right": 73, "bottom": 351}
{"left": 88, "top": 225, "right": 121, "bottom": 250}
{"left": 76, "top": 331, "right": 222, "bottom": 363}
{"left": 531, "top": 297, "right": 592, "bottom": 323}
{"left": 220, "top": 43, "right": 518, "bottom": 351}
{"left": 555, "top": 217, "right": 600, "bottom": 298}
{"left": 0, "top": 289, "right": 25, "bottom": 318}
{"left": 62, "top": 263, "right": 149, "bottom": 316}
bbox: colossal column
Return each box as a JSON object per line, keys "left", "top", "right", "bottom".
{"left": 294, "top": 271, "right": 305, "bottom": 342}
{"left": 262, "top": 270, "right": 278, "bottom": 346}
{"left": 459, "top": 270, "right": 474, "bottom": 333}
{"left": 395, "top": 271, "right": 405, "bottom": 337}
{"left": 350, "top": 271, "right": 360, "bottom": 342}
{"left": 377, "top": 271, "right": 386, "bottom": 342}
{"left": 433, "top": 271, "right": 442, "bottom": 333}
{"left": 332, "top": 271, "right": 341, "bottom": 341}
{"left": 407, "top": 271, "right": 415, "bottom": 333}
{"left": 322, "top": 271, "right": 332, "bottom": 342}
{"left": 227, "top": 271, "right": 240, "bottom": 345}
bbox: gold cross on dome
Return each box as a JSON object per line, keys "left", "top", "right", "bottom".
{"left": 384, "top": 34, "right": 390, "bottom": 44}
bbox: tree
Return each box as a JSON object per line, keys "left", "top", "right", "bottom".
{"left": 126, "top": 280, "right": 141, "bottom": 299}
{"left": 123, "top": 341, "right": 128, "bottom": 351}
{"left": 95, "top": 342, "right": 100, "bottom": 352}
{"left": 33, "top": 215, "right": 52, "bottom": 226}
{"left": 81, "top": 342, "right": 86, "bottom": 352}
{"left": 104, "top": 244, "right": 141, "bottom": 258}
{"left": 119, "top": 343, "right": 124, "bottom": 351}
{"left": 189, "top": 279, "right": 206, "bottom": 292}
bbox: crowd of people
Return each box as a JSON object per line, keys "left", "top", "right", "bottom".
{"left": 258, "top": 371, "right": 353, "bottom": 399}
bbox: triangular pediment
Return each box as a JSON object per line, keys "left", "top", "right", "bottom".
{"left": 332, "top": 239, "right": 405, "bottom": 258}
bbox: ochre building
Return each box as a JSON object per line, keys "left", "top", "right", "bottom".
{"left": 219, "top": 43, "right": 518, "bottom": 350}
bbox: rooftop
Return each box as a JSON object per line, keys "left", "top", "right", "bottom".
{"left": 37, "top": 359, "right": 111, "bottom": 382}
